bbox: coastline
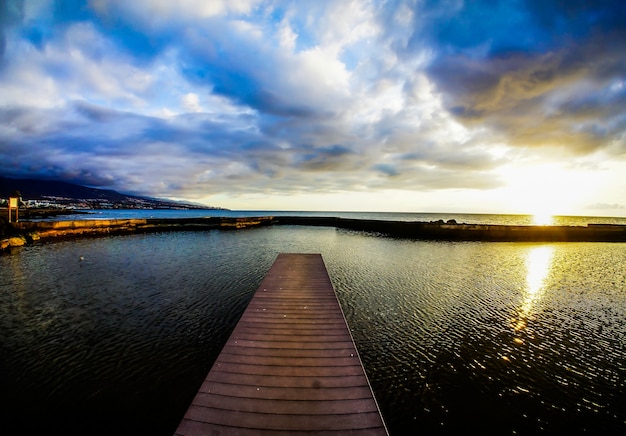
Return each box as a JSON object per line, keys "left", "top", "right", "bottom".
{"left": 0, "top": 216, "right": 273, "bottom": 252}
{"left": 3, "top": 215, "right": 626, "bottom": 253}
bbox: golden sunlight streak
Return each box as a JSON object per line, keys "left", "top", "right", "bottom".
{"left": 512, "top": 245, "right": 554, "bottom": 332}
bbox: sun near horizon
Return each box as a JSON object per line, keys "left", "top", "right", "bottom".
{"left": 193, "top": 159, "right": 626, "bottom": 222}
{"left": 1, "top": 1, "right": 626, "bottom": 227}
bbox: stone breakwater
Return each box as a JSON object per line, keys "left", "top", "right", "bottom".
{"left": 2, "top": 216, "right": 626, "bottom": 253}
{"left": 0, "top": 217, "right": 273, "bottom": 252}
{"left": 274, "top": 216, "right": 626, "bottom": 242}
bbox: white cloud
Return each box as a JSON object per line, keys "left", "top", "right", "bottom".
{"left": 181, "top": 93, "right": 202, "bottom": 113}
{"left": 0, "top": 21, "right": 156, "bottom": 110}
{"left": 317, "top": 0, "right": 379, "bottom": 50}
{"left": 277, "top": 18, "right": 297, "bottom": 51}
{"left": 292, "top": 46, "right": 352, "bottom": 98}
{"left": 92, "top": 0, "right": 261, "bottom": 24}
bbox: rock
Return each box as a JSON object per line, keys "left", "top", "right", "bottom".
{"left": 8, "top": 236, "right": 26, "bottom": 247}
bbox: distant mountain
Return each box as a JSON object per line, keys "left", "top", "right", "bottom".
{"left": 0, "top": 176, "right": 224, "bottom": 210}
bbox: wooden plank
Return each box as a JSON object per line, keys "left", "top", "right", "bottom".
{"left": 175, "top": 253, "right": 388, "bottom": 435}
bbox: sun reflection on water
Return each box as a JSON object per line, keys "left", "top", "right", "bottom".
{"left": 512, "top": 245, "right": 554, "bottom": 332}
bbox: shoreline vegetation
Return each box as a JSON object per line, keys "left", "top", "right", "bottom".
{"left": 2, "top": 214, "right": 626, "bottom": 253}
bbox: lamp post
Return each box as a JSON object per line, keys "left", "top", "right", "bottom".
{"left": 8, "top": 196, "right": 19, "bottom": 223}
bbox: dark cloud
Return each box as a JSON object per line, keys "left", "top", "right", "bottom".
{"left": 74, "top": 100, "right": 122, "bottom": 122}
{"left": 373, "top": 163, "right": 399, "bottom": 177}
{"left": 422, "top": 0, "right": 626, "bottom": 154}
{"left": 0, "top": 0, "right": 24, "bottom": 58}
{"left": 293, "top": 144, "right": 355, "bottom": 171}
{"left": 179, "top": 25, "right": 325, "bottom": 118}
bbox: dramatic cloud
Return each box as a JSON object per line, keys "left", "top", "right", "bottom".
{"left": 1, "top": 0, "right": 625, "bottom": 214}
{"left": 422, "top": 0, "right": 626, "bottom": 155}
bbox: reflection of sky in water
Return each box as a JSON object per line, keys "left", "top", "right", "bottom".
{"left": 513, "top": 245, "right": 554, "bottom": 333}
{"left": 1, "top": 230, "right": 625, "bottom": 434}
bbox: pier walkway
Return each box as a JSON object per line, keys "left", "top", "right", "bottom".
{"left": 175, "top": 253, "right": 388, "bottom": 435}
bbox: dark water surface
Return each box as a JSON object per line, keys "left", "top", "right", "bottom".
{"left": 1, "top": 226, "right": 625, "bottom": 435}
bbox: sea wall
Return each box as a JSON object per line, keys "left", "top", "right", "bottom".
{"left": 274, "top": 216, "right": 626, "bottom": 242}
{"left": 1, "top": 217, "right": 273, "bottom": 252}
{"left": 2, "top": 215, "right": 626, "bottom": 253}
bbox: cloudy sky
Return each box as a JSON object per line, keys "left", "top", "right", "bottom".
{"left": 1, "top": 0, "right": 625, "bottom": 216}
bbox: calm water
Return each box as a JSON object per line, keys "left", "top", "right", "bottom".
{"left": 36, "top": 208, "right": 626, "bottom": 226}
{"left": 1, "top": 225, "right": 625, "bottom": 435}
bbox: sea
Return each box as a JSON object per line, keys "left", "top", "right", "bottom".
{"left": 29, "top": 208, "right": 626, "bottom": 226}
{"left": 1, "top": 210, "right": 625, "bottom": 435}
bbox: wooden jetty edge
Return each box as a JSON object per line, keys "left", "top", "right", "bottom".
{"left": 174, "top": 253, "right": 388, "bottom": 435}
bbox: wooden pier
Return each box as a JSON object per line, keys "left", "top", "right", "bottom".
{"left": 175, "top": 253, "right": 388, "bottom": 435}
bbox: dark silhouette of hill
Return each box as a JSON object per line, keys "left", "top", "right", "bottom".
{"left": 0, "top": 176, "right": 218, "bottom": 209}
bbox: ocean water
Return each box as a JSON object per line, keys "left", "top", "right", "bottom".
{"left": 34, "top": 208, "right": 626, "bottom": 226}
{"left": 1, "top": 224, "right": 625, "bottom": 435}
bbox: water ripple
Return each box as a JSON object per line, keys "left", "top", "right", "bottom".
{"left": 1, "top": 230, "right": 625, "bottom": 435}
